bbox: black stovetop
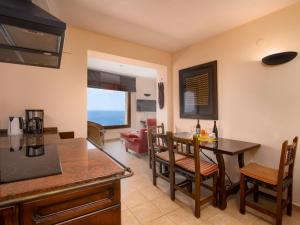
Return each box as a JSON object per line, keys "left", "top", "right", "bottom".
{"left": 0, "top": 144, "right": 62, "bottom": 184}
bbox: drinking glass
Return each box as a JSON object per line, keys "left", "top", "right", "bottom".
{"left": 190, "top": 125, "right": 195, "bottom": 134}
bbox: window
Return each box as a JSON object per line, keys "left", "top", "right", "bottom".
{"left": 87, "top": 88, "right": 131, "bottom": 128}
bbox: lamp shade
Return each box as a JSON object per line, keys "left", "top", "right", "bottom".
{"left": 262, "top": 51, "right": 297, "bottom": 65}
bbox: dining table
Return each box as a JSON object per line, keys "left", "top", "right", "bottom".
{"left": 174, "top": 132, "right": 261, "bottom": 210}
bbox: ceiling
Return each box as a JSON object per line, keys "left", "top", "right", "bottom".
{"left": 88, "top": 57, "right": 157, "bottom": 79}
{"left": 43, "top": 0, "right": 299, "bottom": 52}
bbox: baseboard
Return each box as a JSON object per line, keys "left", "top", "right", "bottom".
{"left": 293, "top": 202, "right": 300, "bottom": 212}
{"left": 105, "top": 138, "right": 121, "bottom": 142}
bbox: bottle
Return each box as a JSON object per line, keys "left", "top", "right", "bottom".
{"left": 213, "top": 120, "right": 218, "bottom": 139}
{"left": 196, "top": 120, "right": 201, "bottom": 135}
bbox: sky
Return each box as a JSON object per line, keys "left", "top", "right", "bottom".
{"left": 87, "top": 88, "right": 126, "bottom": 111}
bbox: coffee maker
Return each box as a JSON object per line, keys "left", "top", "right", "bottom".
{"left": 25, "top": 109, "right": 44, "bottom": 134}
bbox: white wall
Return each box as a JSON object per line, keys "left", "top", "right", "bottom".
{"left": 0, "top": 27, "right": 172, "bottom": 137}
{"left": 135, "top": 77, "right": 157, "bottom": 129}
{"left": 172, "top": 3, "right": 300, "bottom": 204}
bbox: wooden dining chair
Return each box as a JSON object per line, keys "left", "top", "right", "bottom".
{"left": 149, "top": 130, "right": 187, "bottom": 186}
{"left": 43, "top": 127, "right": 58, "bottom": 134}
{"left": 240, "top": 137, "right": 298, "bottom": 225}
{"left": 147, "top": 123, "right": 165, "bottom": 168}
{"left": 167, "top": 131, "right": 219, "bottom": 218}
{"left": 59, "top": 131, "right": 75, "bottom": 139}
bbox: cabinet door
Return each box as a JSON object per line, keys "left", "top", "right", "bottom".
{"left": 21, "top": 180, "right": 120, "bottom": 225}
{"left": 0, "top": 207, "right": 16, "bottom": 225}
{"left": 57, "top": 205, "right": 120, "bottom": 225}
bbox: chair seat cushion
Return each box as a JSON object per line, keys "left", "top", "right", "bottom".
{"left": 155, "top": 151, "right": 187, "bottom": 162}
{"left": 175, "top": 157, "right": 218, "bottom": 176}
{"left": 240, "top": 163, "right": 283, "bottom": 185}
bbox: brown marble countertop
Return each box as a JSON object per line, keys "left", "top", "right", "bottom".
{"left": 0, "top": 134, "right": 126, "bottom": 206}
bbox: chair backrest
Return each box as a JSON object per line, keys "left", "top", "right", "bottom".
{"left": 148, "top": 127, "right": 167, "bottom": 153}
{"left": 43, "top": 127, "right": 58, "bottom": 134}
{"left": 167, "top": 131, "right": 201, "bottom": 176}
{"left": 147, "top": 123, "right": 165, "bottom": 149}
{"left": 59, "top": 131, "right": 74, "bottom": 139}
{"left": 155, "top": 123, "right": 165, "bottom": 134}
{"left": 278, "top": 136, "right": 298, "bottom": 185}
{"left": 147, "top": 122, "right": 164, "bottom": 134}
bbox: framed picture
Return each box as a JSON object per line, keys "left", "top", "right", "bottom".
{"left": 179, "top": 61, "right": 218, "bottom": 120}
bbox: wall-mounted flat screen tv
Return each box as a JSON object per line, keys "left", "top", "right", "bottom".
{"left": 137, "top": 100, "right": 156, "bottom": 112}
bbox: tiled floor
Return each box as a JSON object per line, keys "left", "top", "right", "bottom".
{"left": 102, "top": 140, "right": 300, "bottom": 225}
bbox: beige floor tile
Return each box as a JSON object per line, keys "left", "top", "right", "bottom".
{"left": 151, "top": 195, "right": 180, "bottom": 214}
{"left": 167, "top": 207, "right": 206, "bottom": 225}
{"left": 282, "top": 209, "right": 300, "bottom": 225}
{"left": 121, "top": 200, "right": 128, "bottom": 211}
{"left": 126, "top": 176, "right": 152, "bottom": 191}
{"left": 144, "top": 215, "right": 176, "bottom": 225}
{"left": 207, "top": 212, "right": 247, "bottom": 225}
{"left": 122, "top": 209, "right": 141, "bottom": 225}
{"left": 155, "top": 179, "right": 171, "bottom": 194}
{"left": 252, "top": 218, "right": 272, "bottom": 225}
{"left": 130, "top": 202, "right": 164, "bottom": 224}
{"left": 121, "top": 185, "right": 139, "bottom": 201}
{"left": 122, "top": 190, "right": 149, "bottom": 208}
{"left": 196, "top": 204, "right": 222, "bottom": 222}
{"left": 141, "top": 185, "right": 165, "bottom": 201}
{"left": 106, "top": 141, "right": 300, "bottom": 225}
{"left": 224, "top": 198, "right": 258, "bottom": 225}
{"left": 173, "top": 191, "right": 194, "bottom": 210}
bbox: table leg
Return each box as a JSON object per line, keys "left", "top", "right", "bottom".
{"left": 238, "top": 153, "right": 245, "bottom": 168}
{"left": 238, "top": 153, "right": 249, "bottom": 191}
{"left": 215, "top": 152, "right": 227, "bottom": 210}
{"left": 215, "top": 152, "right": 247, "bottom": 210}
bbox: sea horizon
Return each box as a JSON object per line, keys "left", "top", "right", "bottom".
{"left": 88, "top": 110, "right": 126, "bottom": 126}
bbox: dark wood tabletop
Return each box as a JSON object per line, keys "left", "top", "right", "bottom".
{"left": 174, "top": 132, "right": 261, "bottom": 155}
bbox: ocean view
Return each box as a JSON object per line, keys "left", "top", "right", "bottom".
{"left": 88, "top": 110, "right": 126, "bottom": 126}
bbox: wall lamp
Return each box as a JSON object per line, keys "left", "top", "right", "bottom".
{"left": 262, "top": 51, "right": 297, "bottom": 65}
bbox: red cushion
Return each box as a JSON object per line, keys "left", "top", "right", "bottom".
{"left": 146, "top": 118, "right": 157, "bottom": 127}
{"left": 120, "top": 131, "right": 138, "bottom": 139}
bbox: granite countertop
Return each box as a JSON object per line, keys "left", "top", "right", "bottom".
{"left": 0, "top": 134, "right": 126, "bottom": 206}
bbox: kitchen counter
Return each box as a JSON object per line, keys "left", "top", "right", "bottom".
{"left": 0, "top": 134, "right": 131, "bottom": 225}
{"left": 0, "top": 133, "right": 61, "bottom": 149}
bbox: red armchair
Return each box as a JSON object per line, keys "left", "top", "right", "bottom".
{"left": 123, "top": 128, "right": 148, "bottom": 154}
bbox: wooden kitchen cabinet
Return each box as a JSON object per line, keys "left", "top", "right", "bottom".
{"left": 0, "top": 136, "right": 128, "bottom": 225}
{"left": 0, "top": 206, "right": 16, "bottom": 225}
{"left": 0, "top": 180, "right": 121, "bottom": 225}
{"left": 54, "top": 205, "right": 121, "bottom": 225}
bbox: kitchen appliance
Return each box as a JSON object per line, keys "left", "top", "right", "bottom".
{"left": 0, "top": 144, "right": 62, "bottom": 184}
{"left": 9, "top": 135, "right": 24, "bottom": 152}
{"left": 26, "top": 145, "right": 45, "bottom": 157}
{"left": 25, "top": 109, "right": 44, "bottom": 134}
{"left": 0, "top": 0, "right": 66, "bottom": 68}
{"left": 8, "top": 116, "right": 24, "bottom": 135}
